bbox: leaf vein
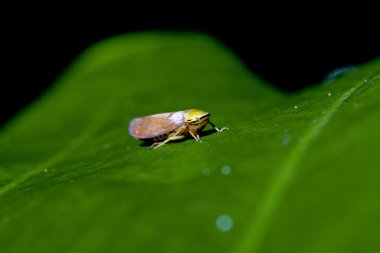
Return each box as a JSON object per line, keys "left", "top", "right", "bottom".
{"left": 236, "top": 73, "right": 379, "bottom": 253}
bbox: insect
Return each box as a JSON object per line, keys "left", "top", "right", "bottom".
{"left": 129, "top": 109, "right": 228, "bottom": 149}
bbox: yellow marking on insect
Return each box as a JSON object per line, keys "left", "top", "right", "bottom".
{"left": 128, "top": 109, "right": 228, "bottom": 149}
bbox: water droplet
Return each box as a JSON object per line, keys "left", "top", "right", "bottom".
{"left": 216, "top": 214, "right": 234, "bottom": 232}
{"left": 294, "top": 105, "right": 298, "bottom": 109}
{"left": 220, "top": 165, "right": 231, "bottom": 175}
{"left": 327, "top": 92, "right": 332, "bottom": 96}
{"left": 282, "top": 130, "right": 291, "bottom": 146}
{"left": 44, "top": 168, "right": 48, "bottom": 173}
{"left": 364, "top": 79, "right": 368, "bottom": 83}
{"left": 202, "top": 168, "right": 211, "bottom": 176}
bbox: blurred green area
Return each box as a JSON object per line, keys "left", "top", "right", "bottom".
{"left": 0, "top": 32, "right": 379, "bottom": 253}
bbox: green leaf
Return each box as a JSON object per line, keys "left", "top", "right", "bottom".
{"left": 0, "top": 32, "right": 379, "bottom": 253}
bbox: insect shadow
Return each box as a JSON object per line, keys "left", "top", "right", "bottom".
{"left": 139, "top": 128, "right": 219, "bottom": 147}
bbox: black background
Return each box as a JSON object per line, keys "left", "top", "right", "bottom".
{"left": 1, "top": 11, "right": 379, "bottom": 127}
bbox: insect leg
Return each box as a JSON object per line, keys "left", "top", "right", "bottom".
{"left": 209, "top": 121, "right": 228, "bottom": 132}
{"left": 150, "top": 135, "right": 186, "bottom": 149}
{"left": 189, "top": 131, "right": 202, "bottom": 142}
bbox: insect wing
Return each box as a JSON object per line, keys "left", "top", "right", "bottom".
{"left": 129, "top": 112, "right": 183, "bottom": 139}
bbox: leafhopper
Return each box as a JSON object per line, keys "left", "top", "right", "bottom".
{"left": 129, "top": 109, "right": 228, "bottom": 149}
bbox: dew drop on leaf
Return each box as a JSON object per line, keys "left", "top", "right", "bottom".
{"left": 220, "top": 165, "right": 231, "bottom": 175}
{"left": 216, "top": 214, "right": 233, "bottom": 232}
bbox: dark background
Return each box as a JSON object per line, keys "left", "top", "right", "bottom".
{"left": 1, "top": 13, "right": 379, "bottom": 127}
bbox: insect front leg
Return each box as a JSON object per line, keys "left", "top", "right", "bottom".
{"left": 209, "top": 121, "right": 228, "bottom": 132}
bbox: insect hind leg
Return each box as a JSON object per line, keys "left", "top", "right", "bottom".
{"left": 150, "top": 135, "right": 186, "bottom": 149}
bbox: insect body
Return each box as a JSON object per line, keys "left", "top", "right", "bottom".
{"left": 129, "top": 109, "right": 228, "bottom": 149}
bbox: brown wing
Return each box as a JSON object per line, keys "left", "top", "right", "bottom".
{"left": 128, "top": 112, "right": 182, "bottom": 139}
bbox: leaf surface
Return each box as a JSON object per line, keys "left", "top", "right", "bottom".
{"left": 0, "top": 32, "right": 379, "bottom": 253}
